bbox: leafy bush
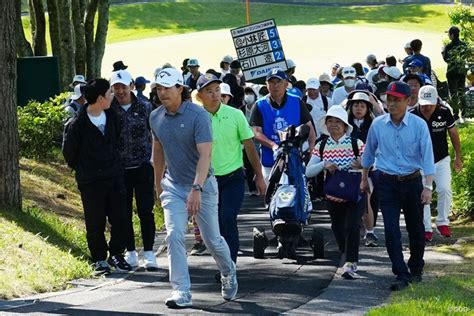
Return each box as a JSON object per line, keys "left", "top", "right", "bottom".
{"left": 451, "top": 123, "right": 474, "bottom": 219}
{"left": 18, "top": 93, "right": 69, "bottom": 159}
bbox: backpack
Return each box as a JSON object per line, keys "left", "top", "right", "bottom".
{"left": 302, "top": 95, "right": 328, "bottom": 112}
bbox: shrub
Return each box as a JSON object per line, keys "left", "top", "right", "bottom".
{"left": 18, "top": 93, "right": 69, "bottom": 159}
{"left": 451, "top": 123, "right": 474, "bottom": 219}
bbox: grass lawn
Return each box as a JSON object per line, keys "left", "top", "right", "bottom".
{"left": 0, "top": 156, "right": 164, "bottom": 299}
{"left": 368, "top": 223, "right": 474, "bottom": 315}
{"left": 22, "top": 3, "right": 454, "bottom": 46}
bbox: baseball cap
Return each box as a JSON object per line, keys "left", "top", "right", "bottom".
{"left": 318, "top": 73, "right": 333, "bottom": 85}
{"left": 110, "top": 70, "right": 133, "bottom": 86}
{"left": 266, "top": 68, "right": 288, "bottom": 81}
{"left": 350, "top": 92, "right": 370, "bottom": 103}
{"left": 230, "top": 60, "right": 241, "bottom": 69}
{"left": 70, "top": 83, "right": 84, "bottom": 101}
{"left": 222, "top": 55, "right": 233, "bottom": 64}
{"left": 385, "top": 81, "right": 411, "bottom": 98}
{"left": 404, "top": 42, "right": 412, "bottom": 49}
{"left": 135, "top": 76, "right": 150, "bottom": 85}
{"left": 155, "top": 68, "right": 184, "bottom": 87}
{"left": 447, "top": 26, "right": 460, "bottom": 35}
{"left": 383, "top": 66, "right": 402, "bottom": 80}
{"left": 196, "top": 73, "right": 222, "bottom": 91}
{"left": 403, "top": 73, "right": 424, "bottom": 87}
{"left": 331, "top": 63, "right": 340, "bottom": 69}
{"left": 366, "top": 54, "right": 377, "bottom": 64}
{"left": 220, "top": 83, "right": 233, "bottom": 97}
{"left": 408, "top": 59, "right": 423, "bottom": 68}
{"left": 342, "top": 66, "right": 356, "bottom": 79}
{"left": 187, "top": 58, "right": 199, "bottom": 67}
{"left": 418, "top": 85, "right": 438, "bottom": 105}
{"left": 306, "top": 78, "right": 320, "bottom": 90}
{"left": 286, "top": 59, "right": 296, "bottom": 69}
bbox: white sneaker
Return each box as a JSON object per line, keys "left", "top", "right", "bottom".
{"left": 143, "top": 250, "right": 159, "bottom": 271}
{"left": 124, "top": 250, "right": 139, "bottom": 268}
{"left": 221, "top": 261, "right": 238, "bottom": 300}
{"left": 165, "top": 290, "right": 192, "bottom": 308}
{"left": 341, "top": 262, "right": 359, "bottom": 280}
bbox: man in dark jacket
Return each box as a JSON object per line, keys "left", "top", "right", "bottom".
{"left": 110, "top": 70, "right": 157, "bottom": 271}
{"left": 62, "top": 78, "right": 132, "bottom": 275}
{"left": 442, "top": 26, "right": 469, "bottom": 120}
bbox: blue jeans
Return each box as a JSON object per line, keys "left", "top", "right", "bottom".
{"left": 375, "top": 171, "right": 425, "bottom": 281}
{"left": 216, "top": 168, "right": 245, "bottom": 263}
{"left": 160, "top": 176, "right": 234, "bottom": 292}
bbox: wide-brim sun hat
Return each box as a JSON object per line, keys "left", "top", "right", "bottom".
{"left": 318, "top": 105, "right": 353, "bottom": 136}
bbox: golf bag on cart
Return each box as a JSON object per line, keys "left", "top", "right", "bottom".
{"left": 253, "top": 124, "right": 324, "bottom": 260}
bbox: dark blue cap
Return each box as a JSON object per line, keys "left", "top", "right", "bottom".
{"left": 196, "top": 73, "right": 222, "bottom": 91}
{"left": 266, "top": 68, "right": 288, "bottom": 81}
{"left": 408, "top": 59, "right": 423, "bottom": 68}
{"left": 385, "top": 81, "right": 411, "bottom": 98}
{"left": 135, "top": 76, "right": 150, "bottom": 85}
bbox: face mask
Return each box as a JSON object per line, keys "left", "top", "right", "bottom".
{"left": 244, "top": 94, "right": 256, "bottom": 105}
{"left": 344, "top": 79, "right": 355, "bottom": 88}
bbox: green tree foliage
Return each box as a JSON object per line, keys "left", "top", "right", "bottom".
{"left": 17, "top": 94, "right": 68, "bottom": 159}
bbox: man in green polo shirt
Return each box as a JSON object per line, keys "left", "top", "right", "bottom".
{"left": 196, "top": 73, "right": 266, "bottom": 263}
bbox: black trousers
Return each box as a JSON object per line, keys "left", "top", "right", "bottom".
{"left": 79, "top": 177, "right": 128, "bottom": 262}
{"left": 327, "top": 194, "right": 367, "bottom": 263}
{"left": 124, "top": 163, "right": 156, "bottom": 251}
{"left": 447, "top": 72, "right": 466, "bottom": 118}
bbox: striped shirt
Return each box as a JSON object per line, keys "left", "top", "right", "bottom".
{"left": 312, "top": 135, "right": 365, "bottom": 171}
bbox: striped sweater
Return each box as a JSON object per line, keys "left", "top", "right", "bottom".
{"left": 312, "top": 135, "right": 365, "bottom": 171}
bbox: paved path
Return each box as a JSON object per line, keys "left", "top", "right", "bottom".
{"left": 102, "top": 25, "right": 445, "bottom": 85}
{"left": 2, "top": 194, "right": 465, "bottom": 315}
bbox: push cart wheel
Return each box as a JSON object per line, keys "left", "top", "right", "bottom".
{"left": 253, "top": 227, "right": 268, "bottom": 259}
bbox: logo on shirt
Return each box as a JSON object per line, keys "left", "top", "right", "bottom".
{"left": 432, "top": 121, "right": 446, "bottom": 128}
{"left": 273, "top": 117, "right": 289, "bottom": 132}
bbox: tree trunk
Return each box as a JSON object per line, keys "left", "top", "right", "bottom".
{"left": 30, "top": 0, "right": 47, "bottom": 56}
{"left": 94, "top": 0, "right": 109, "bottom": 78}
{"left": 57, "top": 0, "right": 75, "bottom": 89}
{"left": 85, "top": 0, "right": 98, "bottom": 79}
{"left": 16, "top": 0, "right": 33, "bottom": 57}
{"left": 46, "top": 0, "right": 61, "bottom": 59}
{"left": 72, "top": 0, "right": 86, "bottom": 75}
{"left": 0, "top": 0, "right": 22, "bottom": 210}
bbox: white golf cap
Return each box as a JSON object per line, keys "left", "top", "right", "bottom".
{"left": 383, "top": 66, "right": 402, "bottom": 80}
{"left": 110, "top": 70, "right": 133, "bottom": 86}
{"left": 342, "top": 66, "right": 356, "bottom": 79}
{"left": 220, "top": 82, "right": 233, "bottom": 97}
{"left": 286, "top": 59, "right": 296, "bottom": 69}
{"left": 155, "top": 68, "right": 184, "bottom": 87}
{"left": 306, "top": 78, "right": 320, "bottom": 90}
{"left": 319, "top": 105, "right": 353, "bottom": 136}
{"left": 70, "top": 83, "right": 84, "bottom": 101}
{"left": 418, "top": 85, "right": 438, "bottom": 106}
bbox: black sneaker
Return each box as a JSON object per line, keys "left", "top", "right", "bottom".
{"left": 411, "top": 273, "right": 422, "bottom": 283}
{"left": 108, "top": 254, "right": 133, "bottom": 272}
{"left": 93, "top": 260, "right": 111, "bottom": 275}
{"left": 189, "top": 242, "right": 208, "bottom": 256}
{"left": 390, "top": 278, "right": 410, "bottom": 291}
{"left": 365, "top": 232, "right": 378, "bottom": 247}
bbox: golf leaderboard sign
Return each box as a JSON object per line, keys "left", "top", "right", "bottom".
{"left": 231, "top": 19, "right": 288, "bottom": 83}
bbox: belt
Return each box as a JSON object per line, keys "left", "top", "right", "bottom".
{"left": 379, "top": 170, "right": 421, "bottom": 182}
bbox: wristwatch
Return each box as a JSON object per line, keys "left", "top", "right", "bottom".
{"left": 423, "top": 184, "right": 433, "bottom": 191}
{"left": 192, "top": 184, "right": 203, "bottom": 192}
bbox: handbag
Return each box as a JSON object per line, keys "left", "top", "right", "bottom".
{"left": 323, "top": 170, "right": 361, "bottom": 203}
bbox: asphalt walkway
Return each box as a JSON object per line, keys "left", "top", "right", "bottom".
{"left": 1, "top": 194, "right": 464, "bottom": 315}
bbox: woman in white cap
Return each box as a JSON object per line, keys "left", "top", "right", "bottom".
{"left": 220, "top": 82, "right": 233, "bottom": 105}
{"left": 306, "top": 105, "right": 366, "bottom": 280}
{"left": 347, "top": 92, "right": 379, "bottom": 248}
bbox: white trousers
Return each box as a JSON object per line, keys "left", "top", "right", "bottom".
{"left": 422, "top": 156, "right": 452, "bottom": 232}
{"left": 160, "top": 176, "right": 233, "bottom": 292}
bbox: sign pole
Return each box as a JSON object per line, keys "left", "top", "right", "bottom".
{"left": 246, "top": 0, "right": 250, "bottom": 25}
